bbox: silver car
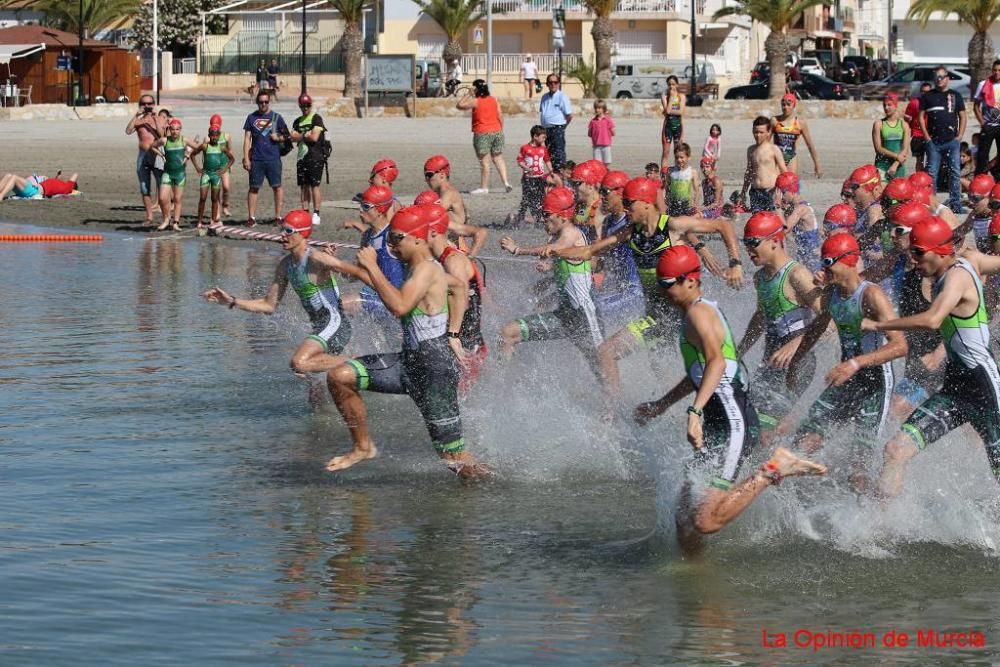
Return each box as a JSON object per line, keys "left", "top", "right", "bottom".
{"left": 859, "top": 65, "right": 970, "bottom": 100}
{"left": 798, "top": 58, "right": 825, "bottom": 77}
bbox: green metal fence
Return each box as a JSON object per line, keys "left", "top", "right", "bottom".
{"left": 200, "top": 33, "right": 345, "bottom": 74}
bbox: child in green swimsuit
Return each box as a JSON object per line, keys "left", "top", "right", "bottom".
{"left": 191, "top": 122, "right": 236, "bottom": 229}
{"left": 152, "top": 118, "right": 200, "bottom": 231}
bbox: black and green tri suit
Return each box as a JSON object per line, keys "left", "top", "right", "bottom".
{"left": 798, "top": 280, "right": 895, "bottom": 448}
{"left": 286, "top": 248, "right": 351, "bottom": 353}
{"left": 900, "top": 258, "right": 1000, "bottom": 479}
{"left": 750, "top": 260, "right": 816, "bottom": 428}
{"left": 347, "top": 262, "right": 465, "bottom": 455}
{"left": 624, "top": 214, "right": 682, "bottom": 347}
{"left": 681, "top": 298, "right": 760, "bottom": 491}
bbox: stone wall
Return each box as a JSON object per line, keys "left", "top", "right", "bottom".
{"left": 0, "top": 104, "right": 134, "bottom": 122}
{"left": 321, "top": 97, "right": 886, "bottom": 120}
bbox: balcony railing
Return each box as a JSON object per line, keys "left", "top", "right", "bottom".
{"left": 460, "top": 52, "right": 583, "bottom": 75}
{"left": 490, "top": 0, "right": 685, "bottom": 14}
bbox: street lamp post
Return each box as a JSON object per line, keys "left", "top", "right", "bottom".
{"left": 301, "top": 0, "right": 307, "bottom": 95}
{"left": 153, "top": 0, "right": 159, "bottom": 104}
{"left": 689, "top": 0, "right": 700, "bottom": 104}
{"left": 76, "top": 0, "right": 83, "bottom": 106}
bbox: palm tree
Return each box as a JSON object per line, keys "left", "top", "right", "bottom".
{"left": 907, "top": 0, "right": 1000, "bottom": 94}
{"left": 714, "top": 0, "right": 828, "bottom": 100}
{"left": 30, "top": 0, "right": 138, "bottom": 37}
{"left": 411, "top": 0, "right": 484, "bottom": 66}
{"left": 328, "top": 0, "right": 370, "bottom": 98}
{"left": 581, "top": 0, "right": 615, "bottom": 98}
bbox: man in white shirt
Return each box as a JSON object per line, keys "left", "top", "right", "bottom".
{"left": 521, "top": 55, "right": 539, "bottom": 99}
{"left": 445, "top": 59, "right": 463, "bottom": 97}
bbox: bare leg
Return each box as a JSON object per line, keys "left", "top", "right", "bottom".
{"left": 310, "top": 185, "right": 322, "bottom": 214}
{"left": 689, "top": 447, "right": 827, "bottom": 536}
{"left": 326, "top": 364, "right": 379, "bottom": 471}
{"left": 598, "top": 329, "right": 639, "bottom": 401}
{"left": 273, "top": 186, "right": 284, "bottom": 221}
{"left": 221, "top": 171, "right": 231, "bottom": 216}
{"left": 290, "top": 339, "right": 350, "bottom": 374}
{"left": 156, "top": 186, "right": 172, "bottom": 230}
{"left": 492, "top": 153, "right": 510, "bottom": 189}
{"left": 300, "top": 185, "right": 309, "bottom": 211}
{"left": 877, "top": 432, "right": 920, "bottom": 499}
{"left": 247, "top": 188, "right": 259, "bottom": 222}
{"left": 171, "top": 185, "right": 184, "bottom": 229}
{"left": 479, "top": 154, "right": 491, "bottom": 190}
{"left": 499, "top": 320, "right": 523, "bottom": 360}
{"left": 210, "top": 188, "right": 221, "bottom": 224}
{"left": 0, "top": 173, "right": 22, "bottom": 200}
{"left": 197, "top": 186, "right": 209, "bottom": 227}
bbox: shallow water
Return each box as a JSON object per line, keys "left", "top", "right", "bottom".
{"left": 2, "top": 223, "right": 999, "bottom": 664}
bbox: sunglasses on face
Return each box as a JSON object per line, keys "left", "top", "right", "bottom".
{"left": 935, "top": 75, "right": 948, "bottom": 80}
{"left": 989, "top": 200, "right": 1000, "bottom": 210}
{"left": 657, "top": 274, "right": 687, "bottom": 288}
{"left": 910, "top": 247, "right": 928, "bottom": 257}
{"left": 821, "top": 252, "right": 856, "bottom": 267}
{"left": 387, "top": 230, "right": 407, "bottom": 245}
{"left": 547, "top": 80, "right": 559, "bottom": 85}
{"left": 743, "top": 228, "right": 782, "bottom": 249}
{"left": 893, "top": 225, "right": 912, "bottom": 236}
{"left": 258, "top": 100, "right": 270, "bottom": 105}
{"left": 424, "top": 171, "right": 437, "bottom": 179}
{"left": 622, "top": 198, "right": 639, "bottom": 208}
{"left": 970, "top": 194, "right": 989, "bottom": 203}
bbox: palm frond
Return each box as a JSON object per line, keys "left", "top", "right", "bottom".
{"left": 411, "top": 0, "right": 485, "bottom": 40}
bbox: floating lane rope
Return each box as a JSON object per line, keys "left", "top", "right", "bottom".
{"left": 0, "top": 234, "right": 103, "bottom": 242}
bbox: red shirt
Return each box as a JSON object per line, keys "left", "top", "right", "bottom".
{"left": 518, "top": 143, "right": 549, "bottom": 178}
{"left": 41, "top": 178, "right": 76, "bottom": 197}
{"left": 471, "top": 96, "right": 502, "bottom": 134}
{"left": 904, "top": 97, "right": 924, "bottom": 139}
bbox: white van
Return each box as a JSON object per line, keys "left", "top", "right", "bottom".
{"left": 610, "top": 60, "right": 717, "bottom": 99}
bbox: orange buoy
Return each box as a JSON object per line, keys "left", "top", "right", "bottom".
{"left": 0, "top": 234, "right": 103, "bottom": 243}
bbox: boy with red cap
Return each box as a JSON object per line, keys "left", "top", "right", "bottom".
{"left": 822, "top": 203, "right": 857, "bottom": 237}
{"left": 864, "top": 217, "right": 1000, "bottom": 497}
{"left": 739, "top": 115, "right": 788, "bottom": 213}
{"left": 190, "top": 117, "right": 236, "bottom": 229}
{"left": 771, "top": 93, "right": 822, "bottom": 178}
{"left": 775, "top": 171, "right": 821, "bottom": 271}
{"left": 634, "top": 245, "right": 825, "bottom": 550}
{"left": 737, "top": 212, "right": 821, "bottom": 437}
{"left": 786, "top": 234, "right": 907, "bottom": 491}
{"left": 325, "top": 205, "right": 489, "bottom": 480}
{"left": 341, "top": 185, "right": 406, "bottom": 330}
{"left": 873, "top": 92, "right": 910, "bottom": 181}
{"left": 957, "top": 173, "right": 996, "bottom": 251}
{"left": 422, "top": 203, "right": 487, "bottom": 395}
{"left": 847, "top": 164, "right": 883, "bottom": 236}
{"left": 498, "top": 187, "right": 604, "bottom": 373}
{"left": 290, "top": 93, "right": 328, "bottom": 227}
{"left": 203, "top": 209, "right": 366, "bottom": 381}
{"left": 423, "top": 154, "right": 489, "bottom": 258}
{"left": 542, "top": 176, "right": 743, "bottom": 412}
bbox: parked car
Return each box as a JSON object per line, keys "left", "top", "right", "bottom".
{"left": 798, "top": 58, "right": 825, "bottom": 77}
{"left": 725, "top": 80, "right": 770, "bottom": 100}
{"left": 750, "top": 61, "right": 769, "bottom": 84}
{"left": 843, "top": 55, "right": 877, "bottom": 83}
{"left": 794, "top": 73, "right": 848, "bottom": 100}
{"left": 611, "top": 60, "right": 717, "bottom": 99}
{"left": 857, "top": 65, "right": 971, "bottom": 100}
{"left": 415, "top": 59, "right": 442, "bottom": 97}
{"left": 804, "top": 49, "right": 845, "bottom": 81}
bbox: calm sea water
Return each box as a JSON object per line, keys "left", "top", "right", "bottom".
{"left": 2, "top": 223, "right": 999, "bottom": 665}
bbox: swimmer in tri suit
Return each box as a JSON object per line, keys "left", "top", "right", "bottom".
{"left": 633, "top": 245, "right": 825, "bottom": 552}
{"left": 341, "top": 185, "right": 406, "bottom": 331}
{"left": 956, "top": 173, "right": 996, "bottom": 252}
{"left": 325, "top": 206, "right": 490, "bottom": 480}
{"left": 571, "top": 160, "right": 606, "bottom": 242}
{"left": 203, "top": 210, "right": 365, "bottom": 376}
{"left": 423, "top": 155, "right": 489, "bottom": 257}
{"left": 866, "top": 217, "right": 1000, "bottom": 497}
{"left": 422, "top": 202, "right": 488, "bottom": 396}
{"left": 190, "top": 121, "right": 236, "bottom": 228}
{"left": 771, "top": 93, "right": 822, "bottom": 177}
{"left": 740, "top": 116, "right": 788, "bottom": 214}
{"left": 774, "top": 171, "right": 821, "bottom": 271}
{"left": 151, "top": 117, "right": 201, "bottom": 230}
{"left": 788, "top": 234, "right": 907, "bottom": 492}
{"left": 660, "top": 75, "right": 685, "bottom": 170}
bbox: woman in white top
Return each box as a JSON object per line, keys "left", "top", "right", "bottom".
{"left": 521, "top": 55, "right": 539, "bottom": 99}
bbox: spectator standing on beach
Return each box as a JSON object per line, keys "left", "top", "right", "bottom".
{"left": 539, "top": 73, "right": 573, "bottom": 171}
{"left": 256, "top": 59, "right": 268, "bottom": 94}
{"left": 521, "top": 55, "right": 538, "bottom": 99}
{"left": 904, "top": 82, "right": 931, "bottom": 172}
{"left": 125, "top": 93, "right": 167, "bottom": 226}
{"left": 588, "top": 99, "right": 615, "bottom": 166}
{"left": 457, "top": 79, "right": 512, "bottom": 194}
{"left": 290, "top": 93, "right": 327, "bottom": 226}
{"left": 973, "top": 59, "right": 1000, "bottom": 176}
{"left": 242, "top": 89, "right": 289, "bottom": 226}
{"left": 268, "top": 59, "right": 280, "bottom": 97}
{"left": 920, "top": 66, "right": 967, "bottom": 213}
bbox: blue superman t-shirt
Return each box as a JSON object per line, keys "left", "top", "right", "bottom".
{"left": 243, "top": 110, "right": 288, "bottom": 162}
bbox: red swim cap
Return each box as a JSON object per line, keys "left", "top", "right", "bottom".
{"left": 209, "top": 113, "right": 222, "bottom": 130}
{"left": 423, "top": 154, "right": 451, "bottom": 177}
{"left": 370, "top": 159, "right": 398, "bottom": 184}
{"left": 744, "top": 211, "right": 785, "bottom": 242}
{"left": 656, "top": 245, "right": 701, "bottom": 281}
{"left": 849, "top": 164, "right": 880, "bottom": 191}
{"left": 414, "top": 190, "right": 441, "bottom": 205}
{"left": 781, "top": 92, "right": 797, "bottom": 106}
{"left": 297, "top": 93, "right": 313, "bottom": 107}
{"left": 912, "top": 187, "right": 932, "bottom": 207}
{"left": 168, "top": 118, "right": 182, "bottom": 129}
{"left": 821, "top": 233, "right": 859, "bottom": 267}
{"left": 991, "top": 183, "right": 1000, "bottom": 202}
{"left": 390, "top": 206, "right": 430, "bottom": 240}
{"left": 990, "top": 212, "right": 1000, "bottom": 237}
{"left": 622, "top": 177, "right": 658, "bottom": 205}
{"left": 910, "top": 217, "right": 954, "bottom": 256}
{"left": 542, "top": 187, "right": 577, "bottom": 217}
{"left": 601, "top": 170, "right": 629, "bottom": 191}
{"left": 419, "top": 203, "right": 450, "bottom": 235}
{"left": 909, "top": 171, "right": 933, "bottom": 189}
{"left": 775, "top": 171, "right": 799, "bottom": 194}
{"left": 354, "top": 185, "right": 394, "bottom": 213}
{"left": 970, "top": 173, "right": 995, "bottom": 197}
{"left": 824, "top": 203, "right": 857, "bottom": 228}
{"left": 883, "top": 177, "right": 913, "bottom": 203}
{"left": 571, "top": 160, "right": 604, "bottom": 187}
{"left": 891, "top": 201, "right": 932, "bottom": 229}
{"left": 883, "top": 91, "right": 899, "bottom": 105}
{"left": 283, "top": 209, "right": 313, "bottom": 238}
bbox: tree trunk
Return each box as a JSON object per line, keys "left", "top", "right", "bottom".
{"left": 342, "top": 22, "right": 363, "bottom": 99}
{"left": 968, "top": 30, "right": 994, "bottom": 100}
{"left": 591, "top": 16, "right": 614, "bottom": 98}
{"left": 764, "top": 29, "right": 787, "bottom": 101}
{"left": 443, "top": 40, "right": 463, "bottom": 68}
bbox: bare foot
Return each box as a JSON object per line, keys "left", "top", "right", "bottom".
{"left": 170, "top": 223, "right": 181, "bottom": 232}
{"left": 769, "top": 447, "right": 827, "bottom": 478}
{"left": 156, "top": 222, "right": 169, "bottom": 231}
{"left": 325, "top": 443, "right": 378, "bottom": 472}
{"left": 446, "top": 460, "right": 494, "bottom": 482}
